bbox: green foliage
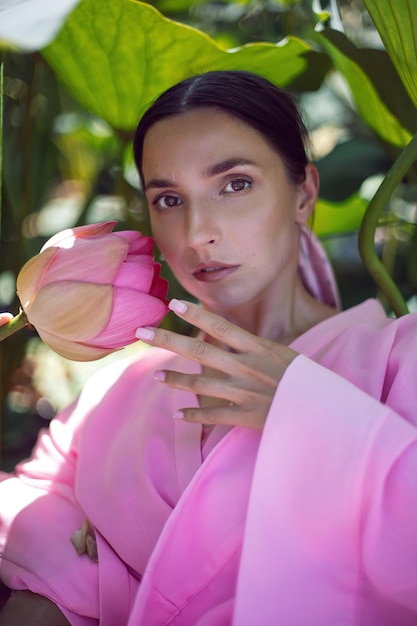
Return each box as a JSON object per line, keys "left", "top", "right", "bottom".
{"left": 1, "top": 0, "right": 417, "bottom": 463}
{"left": 314, "top": 194, "right": 367, "bottom": 238}
{"left": 1, "top": 0, "right": 416, "bottom": 309}
{"left": 42, "top": 0, "right": 329, "bottom": 132}
{"left": 363, "top": 0, "right": 417, "bottom": 109}
{"left": 317, "top": 29, "right": 417, "bottom": 148}
{"left": 2, "top": 0, "right": 416, "bottom": 313}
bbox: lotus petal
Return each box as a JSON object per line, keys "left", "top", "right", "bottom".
{"left": 17, "top": 248, "right": 58, "bottom": 308}
{"left": 39, "top": 237, "right": 128, "bottom": 286}
{"left": 113, "top": 258, "right": 155, "bottom": 292}
{"left": 37, "top": 328, "right": 115, "bottom": 361}
{"left": 27, "top": 282, "right": 113, "bottom": 341}
{"left": 114, "top": 231, "right": 154, "bottom": 255}
{"left": 88, "top": 289, "right": 168, "bottom": 347}
{"left": 41, "top": 221, "right": 117, "bottom": 251}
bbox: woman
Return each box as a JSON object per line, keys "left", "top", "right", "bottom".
{"left": 0, "top": 71, "right": 415, "bottom": 625}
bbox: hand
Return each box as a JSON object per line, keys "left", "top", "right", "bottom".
{"left": 135, "top": 299, "right": 298, "bottom": 430}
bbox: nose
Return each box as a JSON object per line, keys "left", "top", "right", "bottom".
{"left": 184, "top": 204, "right": 220, "bottom": 250}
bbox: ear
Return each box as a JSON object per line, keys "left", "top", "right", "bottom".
{"left": 295, "top": 164, "right": 319, "bottom": 225}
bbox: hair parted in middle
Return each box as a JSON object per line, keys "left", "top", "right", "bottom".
{"left": 133, "top": 70, "right": 310, "bottom": 187}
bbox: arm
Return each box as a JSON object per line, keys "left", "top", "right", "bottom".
{"left": 0, "top": 356, "right": 143, "bottom": 625}
{"left": 233, "top": 355, "right": 417, "bottom": 622}
{"left": 136, "top": 299, "right": 417, "bottom": 618}
{"left": 0, "top": 365, "right": 119, "bottom": 624}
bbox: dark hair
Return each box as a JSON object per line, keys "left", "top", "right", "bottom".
{"left": 133, "top": 70, "right": 310, "bottom": 186}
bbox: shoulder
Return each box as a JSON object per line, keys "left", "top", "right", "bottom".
{"left": 334, "top": 300, "right": 417, "bottom": 365}
{"left": 296, "top": 299, "right": 416, "bottom": 359}
{"left": 297, "top": 299, "right": 417, "bottom": 423}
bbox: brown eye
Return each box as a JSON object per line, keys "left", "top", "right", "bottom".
{"left": 154, "top": 195, "right": 182, "bottom": 210}
{"left": 223, "top": 178, "right": 252, "bottom": 193}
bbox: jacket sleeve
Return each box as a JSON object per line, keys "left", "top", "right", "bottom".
{"left": 233, "top": 354, "right": 417, "bottom": 625}
{"left": 0, "top": 358, "right": 136, "bottom": 626}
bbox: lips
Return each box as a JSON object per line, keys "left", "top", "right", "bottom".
{"left": 192, "top": 261, "right": 239, "bottom": 283}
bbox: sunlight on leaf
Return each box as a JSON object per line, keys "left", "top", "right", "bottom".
{"left": 364, "top": 0, "right": 417, "bottom": 109}
{"left": 42, "top": 0, "right": 328, "bottom": 131}
{"left": 314, "top": 194, "right": 368, "bottom": 237}
{"left": 317, "top": 30, "right": 413, "bottom": 148}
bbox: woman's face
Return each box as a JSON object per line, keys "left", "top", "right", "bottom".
{"left": 142, "top": 108, "right": 317, "bottom": 314}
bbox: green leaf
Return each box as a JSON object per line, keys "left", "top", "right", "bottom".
{"left": 314, "top": 194, "right": 368, "bottom": 237}
{"left": 363, "top": 0, "right": 417, "bottom": 109}
{"left": 285, "top": 49, "right": 332, "bottom": 91}
{"left": 42, "top": 0, "right": 328, "bottom": 131}
{"left": 317, "top": 137, "right": 392, "bottom": 202}
{"left": 317, "top": 29, "right": 414, "bottom": 148}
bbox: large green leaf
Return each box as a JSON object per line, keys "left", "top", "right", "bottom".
{"left": 313, "top": 194, "right": 368, "bottom": 237}
{"left": 317, "top": 29, "right": 414, "bottom": 148}
{"left": 363, "top": 0, "right": 417, "bottom": 109}
{"left": 42, "top": 0, "right": 328, "bottom": 131}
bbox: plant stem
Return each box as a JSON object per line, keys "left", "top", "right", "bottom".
{"left": 358, "top": 132, "right": 417, "bottom": 317}
{"left": 0, "top": 311, "right": 30, "bottom": 340}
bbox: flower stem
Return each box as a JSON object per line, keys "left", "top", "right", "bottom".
{"left": 0, "top": 310, "right": 30, "bottom": 341}
{"left": 358, "top": 132, "right": 417, "bottom": 317}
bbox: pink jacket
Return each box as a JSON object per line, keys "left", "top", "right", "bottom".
{"left": 0, "top": 299, "right": 416, "bottom": 625}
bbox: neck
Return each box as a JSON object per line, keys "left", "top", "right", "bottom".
{"left": 205, "top": 277, "right": 337, "bottom": 346}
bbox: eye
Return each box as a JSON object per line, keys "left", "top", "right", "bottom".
{"left": 222, "top": 177, "right": 252, "bottom": 194}
{"left": 152, "top": 194, "right": 183, "bottom": 211}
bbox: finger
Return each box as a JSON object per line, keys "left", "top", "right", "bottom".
{"left": 174, "top": 404, "right": 261, "bottom": 430}
{"left": 168, "top": 299, "right": 265, "bottom": 353}
{"left": 136, "top": 326, "right": 236, "bottom": 373}
{"left": 154, "top": 369, "right": 237, "bottom": 403}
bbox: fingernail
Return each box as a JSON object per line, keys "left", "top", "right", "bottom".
{"left": 135, "top": 327, "right": 155, "bottom": 341}
{"left": 173, "top": 410, "right": 184, "bottom": 420}
{"left": 153, "top": 370, "right": 166, "bottom": 382}
{"left": 169, "top": 299, "right": 188, "bottom": 314}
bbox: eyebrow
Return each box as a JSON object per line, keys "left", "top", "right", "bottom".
{"left": 204, "top": 158, "right": 257, "bottom": 177}
{"left": 144, "top": 158, "right": 257, "bottom": 192}
{"left": 144, "top": 178, "right": 176, "bottom": 191}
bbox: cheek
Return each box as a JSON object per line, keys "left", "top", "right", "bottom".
{"left": 150, "top": 220, "right": 170, "bottom": 252}
{"left": 153, "top": 230, "right": 183, "bottom": 269}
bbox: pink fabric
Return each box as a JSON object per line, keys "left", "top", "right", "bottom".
{"left": 298, "top": 226, "right": 341, "bottom": 310}
{"left": 0, "top": 299, "right": 416, "bottom": 625}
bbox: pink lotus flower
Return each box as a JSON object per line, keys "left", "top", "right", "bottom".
{"left": 16, "top": 221, "right": 169, "bottom": 361}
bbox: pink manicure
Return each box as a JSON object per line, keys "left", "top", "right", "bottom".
{"left": 135, "top": 327, "right": 155, "bottom": 341}
{"left": 169, "top": 299, "right": 188, "bottom": 314}
{"left": 153, "top": 370, "right": 166, "bottom": 382}
{"left": 173, "top": 410, "right": 185, "bottom": 419}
